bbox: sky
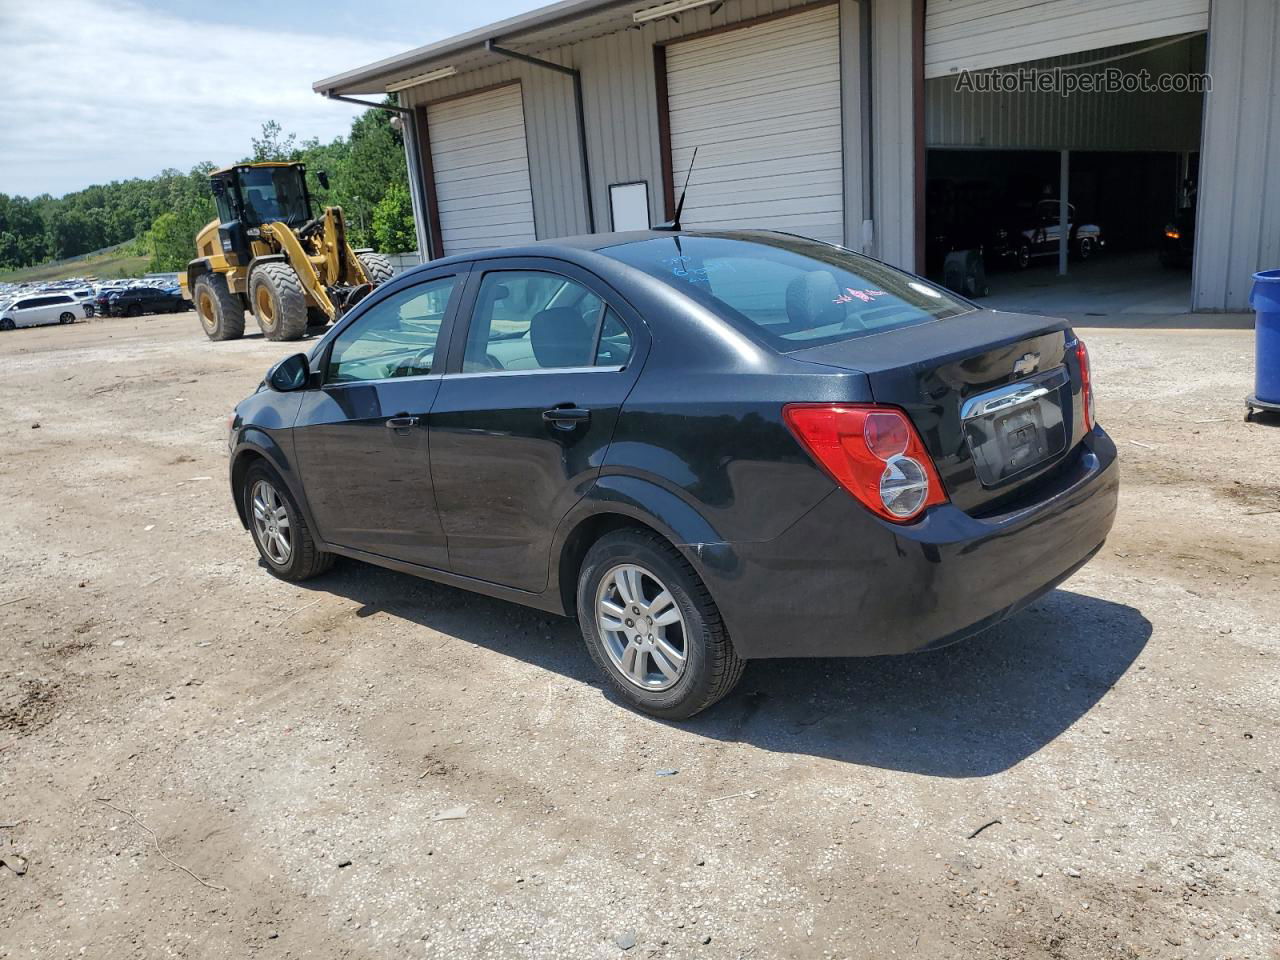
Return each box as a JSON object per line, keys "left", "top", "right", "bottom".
{"left": 0, "top": 0, "right": 536, "bottom": 198}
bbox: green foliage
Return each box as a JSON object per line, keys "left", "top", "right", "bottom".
{"left": 250, "top": 120, "right": 300, "bottom": 162}
{"left": 373, "top": 182, "right": 416, "bottom": 253}
{"left": 1, "top": 106, "right": 416, "bottom": 274}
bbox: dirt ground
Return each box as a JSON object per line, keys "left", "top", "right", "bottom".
{"left": 1, "top": 308, "right": 1276, "bottom": 960}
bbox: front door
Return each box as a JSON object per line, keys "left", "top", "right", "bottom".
{"left": 430, "top": 259, "right": 646, "bottom": 592}
{"left": 291, "top": 270, "right": 465, "bottom": 568}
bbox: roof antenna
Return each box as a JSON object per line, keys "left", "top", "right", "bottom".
{"left": 655, "top": 146, "right": 697, "bottom": 231}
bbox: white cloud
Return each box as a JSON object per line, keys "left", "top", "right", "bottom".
{"left": 0, "top": 0, "right": 405, "bottom": 197}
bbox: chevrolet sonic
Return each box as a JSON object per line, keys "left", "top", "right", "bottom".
{"left": 228, "top": 230, "right": 1119, "bottom": 719}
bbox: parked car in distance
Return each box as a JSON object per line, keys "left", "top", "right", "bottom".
{"left": 227, "top": 229, "right": 1118, "bottom": 719}
{"left": 108, "top": 285, "right": 185, "bottom": 317}
{"left": 989, "top": 199, "right": 1104, "bottom": 269}
{"left": 0, "top": 291, "right": 83, "bottom": 330}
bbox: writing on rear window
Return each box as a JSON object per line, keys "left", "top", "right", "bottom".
{"left": 834, "top": 288, "right": 887, "bottom": 305}
{"left": 665, "top": 255, "right": 735, "bottom": 285}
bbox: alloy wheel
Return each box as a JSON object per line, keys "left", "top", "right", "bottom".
{"left": 596, "top": 563, "right": 688, "bottom": 691}
{"left": 250, "top": 479, "right": 292, "bottom": 566}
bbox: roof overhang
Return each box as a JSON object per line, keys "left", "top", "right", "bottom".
{"left": 313, "top": 0, "right": 643, "bottom": 97}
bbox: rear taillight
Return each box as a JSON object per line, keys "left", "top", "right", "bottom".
{"left": 783, "top": 404, "right": 948, "bottom": 523}
{"left": 1076, "top": 339, "right": 1095, "bottom": 431}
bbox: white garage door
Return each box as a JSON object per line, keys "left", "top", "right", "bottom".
{"left": 426, "top": 84, "right": 537, "bottom": 255}
{"left": 665, "top": 5, "right": 844, "bottom": 245}
{"left": 925, "top": 0, "right": 1209, "bottom": 79}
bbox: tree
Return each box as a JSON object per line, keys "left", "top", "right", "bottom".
{"left": 250, "top": 120, "right": 299, "bottom": 162}
{"left": 373, "top": 182, "right": 416, "bottom": 253}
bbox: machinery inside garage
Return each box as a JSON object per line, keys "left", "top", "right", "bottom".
{"left": 922, "top": 0, "right": 1208, "bottom": 317}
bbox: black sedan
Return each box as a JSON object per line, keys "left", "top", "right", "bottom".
{"left": 108, "top": 285, "right": 185, "bottom": 317}
{"left": 228, "top": 230, "right": 1118, "bottom": 718}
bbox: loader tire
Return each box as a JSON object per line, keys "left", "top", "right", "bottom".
{"left": 193, "top": 273, "right": 245, "bottom": 341}
{"left": 306, "top": 306, "right": 331, "bottom": 333}
{"left": 251, "top": 262, "right": 308, "bottom": 341}
{"left": 356, "top": 252, "right": 394, "bottom": 286}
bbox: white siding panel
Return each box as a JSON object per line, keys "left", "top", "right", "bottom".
{"left": 925, "top": 0, "right": 1209, "bottom": 78}
{"left": 666, "top": 5, "right": 845, "bottom": 245}
{"left": 426, "top": 84, "right": 538, "bottom": 255}
{"left": 1193, "top": 0, "right": 1280, "bottom": 311}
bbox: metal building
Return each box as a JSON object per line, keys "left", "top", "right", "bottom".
{"left": 315, "top": 0, "right": 1280, "bottom": 312}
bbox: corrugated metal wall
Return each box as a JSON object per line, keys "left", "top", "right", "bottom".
{"left": 924, "top": 0, "right": 1208, "bottom": 78}
{"left": 403, "top": 57, "right": 588, "bottom": 241}
{"left": 1194, "top": 0, "right": 1280, "bottom": 312}
{"left": 403, "top": 0, "right": 881, "bottom": 256}
{"left": 926, "top": 37, "right": 1205, "bottom": 151}
{"left": 869, "top": 0, "right": 917, "bottom": 270}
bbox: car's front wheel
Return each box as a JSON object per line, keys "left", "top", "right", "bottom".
{"left": 59, "top": 312, "right": 75, "bottom": 324}
{"left": 243, "top": 462, "right": 333, "bottom": 581}
{"left": 577, "top": 529, "right": 744, "bottom": 719}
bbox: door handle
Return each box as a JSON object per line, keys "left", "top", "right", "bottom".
{"left": 542, "top": 406, "right": 591, "bottom": 428}
{"left": 385, "top": 415, "right": 419, "bottom": 429}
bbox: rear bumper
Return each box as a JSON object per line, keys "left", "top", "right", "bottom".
{"left": 696, "top": 429, "right": 1119, "bottom": 658}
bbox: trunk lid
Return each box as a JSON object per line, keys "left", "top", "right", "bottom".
{"left": 790, "top": 310, "right": 1084, "bottom": 512}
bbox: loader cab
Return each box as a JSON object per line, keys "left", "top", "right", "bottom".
{"left": 208, "top": 163, "right": 315, "bottom": 262}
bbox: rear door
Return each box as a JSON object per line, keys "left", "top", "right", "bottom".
{"left": 291, "top": 268, "right": 467, "bottom": 568}
{"left": 429, "top": 258, "right": 647, "bottom": 592}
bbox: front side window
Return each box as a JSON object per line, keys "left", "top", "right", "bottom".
{"left": 326, "top": 276, "right": 457, "bottom": 384}
{"left": 600, "top": 233, "right": 974, "bottom": 349}
{"left": 462, "top": 270, "right": 631, "bottom": 372}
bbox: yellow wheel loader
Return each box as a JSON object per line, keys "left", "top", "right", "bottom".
{"left": 180, "top": 162, "right": 394, "bottom": 342}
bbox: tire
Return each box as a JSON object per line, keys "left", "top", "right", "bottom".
{"left": 59, "top": 312, "right": 75, "bottom": 324}
{"left": 193, "top": 273, "right": 245, "bottom": 341}
{"left": 577, "top": 528, "right": 744, "bottom": 720}
{"left": 1077, "top": 236, "right": 1095, "bottom": 261}
{"left": 250, "top": 262, "right": 308, "bottom": 341}
{"left": 242, "top": 462, "right": 333, "bottom": 581}
{"left": 1015, "top": 242, "right": 1031, "bottom": 270}
{"left": 126, "top": 303, "right": 143, "bottom": 318}
{"left": 0, "top": 318, "right": 14, "bottom": 332}
{"left": 306, "top": 306, "right": 331, "bottom": 333}
{"left": 356, "top": 251, "right": 394, "bottom": 286}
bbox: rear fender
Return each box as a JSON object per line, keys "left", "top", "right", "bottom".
{"left": 547, "top": 475, "right": 738, "bottom": 617}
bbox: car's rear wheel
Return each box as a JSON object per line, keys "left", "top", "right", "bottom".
{"left": 1015, "top": 242, "right": 1031, "bottom": 270}
{"left": 59, "top": 312, "right": 75, "bottom": 324}
{"left": 577, "top": 529, "right": 744, "bottom": 719}
{"left": 126, "top": 303, "right": 143, "bottom": 317}
{"left": 1078, "top": 236, "right": 1095, "bottom": 260}
{"left": 243, "top": 462, "right": 333, "bottom": 581}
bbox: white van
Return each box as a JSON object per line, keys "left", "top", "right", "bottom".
{"left": 0, "top": 292, "right": 82, "bottom": 330}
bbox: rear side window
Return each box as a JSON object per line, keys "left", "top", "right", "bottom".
{"left": 326, "top": 275, "right": 457, "bottom": 383}
{"left": 601, "top": 233, "right": 973, "bottom": 349}
{"left": 462, "top": 270, "right": 631, "bottom": 372}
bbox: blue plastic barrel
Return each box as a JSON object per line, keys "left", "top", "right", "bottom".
{"left": 1252, "top": 270, "right": 1280, "bottom": 405}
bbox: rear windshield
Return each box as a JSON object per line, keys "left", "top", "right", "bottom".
{"left": 600, "top": 233, "right": 973, "bottom": 348}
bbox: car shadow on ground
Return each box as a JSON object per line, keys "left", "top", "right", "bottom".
{"left": 296, "top": 561, "right": 1150, "bottom": 778}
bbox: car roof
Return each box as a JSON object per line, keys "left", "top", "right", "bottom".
{"left": 410, "top": 228, "right": 808, "bottom": 271}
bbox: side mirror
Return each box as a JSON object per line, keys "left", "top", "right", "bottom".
{"left": 267, "top": 353, "right": 312, "bottom": 392}
{"left": 317, "top": 170, "right": 330, "bottom": 190}
{"left": 210, "top": 179, "right": 225, "bottom": 197}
